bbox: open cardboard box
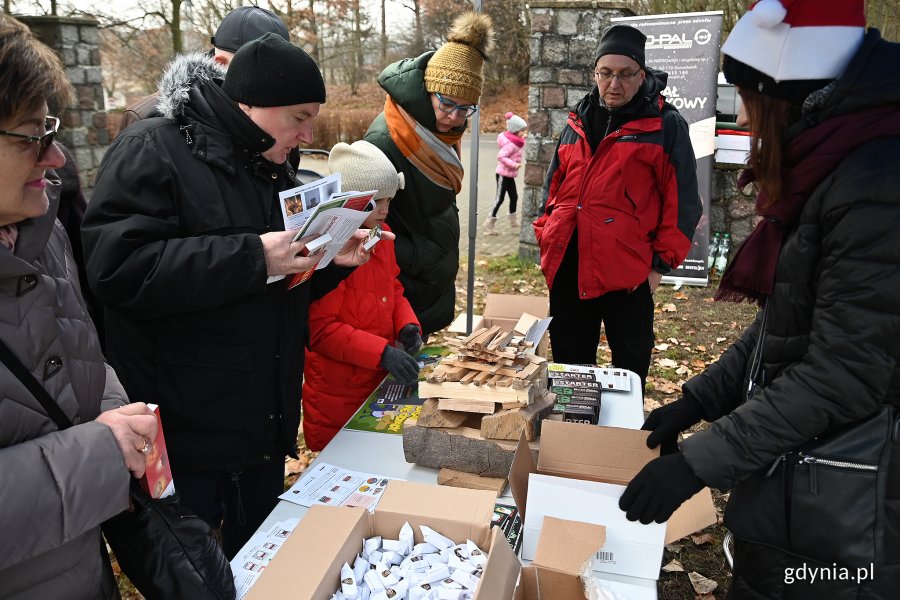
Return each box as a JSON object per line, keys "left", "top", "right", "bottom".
{"left": 447, "top": 294, "right": 550, "bottom": 357}
{"left": 245, "top": 480, "right": 521, "bottom": 600}
{"left": 510, "top": 420, "right": 717, "bottom": 581}
{"left": 515, "top": 516, "right": 605, "bottom": 600}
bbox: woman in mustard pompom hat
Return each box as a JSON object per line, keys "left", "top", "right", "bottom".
{"left": 364, "top": 12, "right": 493, "bottom": 336}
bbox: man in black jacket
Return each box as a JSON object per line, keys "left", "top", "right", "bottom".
{"left": 83, "top": 34, "right": 379, "bottom": 557}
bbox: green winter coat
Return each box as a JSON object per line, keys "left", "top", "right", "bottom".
{"left": 365, "top": 52, "right": 465, "bottom": 335}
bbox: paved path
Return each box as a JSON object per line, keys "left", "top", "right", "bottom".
{"left": 298, "top": 133, "right": 523, "bottom": 259}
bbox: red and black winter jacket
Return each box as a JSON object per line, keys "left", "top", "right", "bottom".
{"left": 302, "top": 224, "right": 420, "bottom": 451}
{"left": 533, "top": 70, "right": 700, "bottom": 297}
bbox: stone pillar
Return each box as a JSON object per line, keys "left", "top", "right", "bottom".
{"left": 519, "top": 1, "right": 753, "bottom": 261}
{"left": 518, "top": 1, "right": 634, "bottom": 262}
{"left": 19, "top": 15, "right": 108, "bottom": 198}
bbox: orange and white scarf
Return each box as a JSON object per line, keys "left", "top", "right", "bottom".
{"left": 384, "top": 96, "right": 464, "bottom": 194}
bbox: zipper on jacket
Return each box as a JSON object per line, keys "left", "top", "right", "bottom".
{"left": 766, "top": 453, "right": 786, "bottom": 477}
{"left": 798, "top": 453, "right": 877, "bottom": 495}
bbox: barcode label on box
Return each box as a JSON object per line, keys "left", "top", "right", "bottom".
{"left": 595, "top": 551, "right": 616, "bottom": 564}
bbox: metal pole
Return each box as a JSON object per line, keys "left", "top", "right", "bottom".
{"left": 465, "top": 0, "right": 483, "bottom": 335}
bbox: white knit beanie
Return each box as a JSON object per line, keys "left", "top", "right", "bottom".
{"left": 505, "top": 112, "right": 527, "bottom": 133}
{"left": 328, "top": 141, "right": 405, "bottom": 200}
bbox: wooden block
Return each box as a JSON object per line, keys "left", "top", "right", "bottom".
{"left": 437, "top": 468, "right": 507, "bottom": 497}
{"left": 438, "top": 397, "right": 497, "bottom": 414}
{"left": 417, "top": 398, "right": 469, "bottom": 428}
{"left": 459, "top": 370, "right": 478, "bottom": 385}
{"left": 420, "top": 380, "right": 535, "bottom": 405}
{"left": 473, "top": 371, "right": 492, "bottom": 386}
{"left": 486, "top": 329, "right": 514, "bottom": 352}
{"left": 462, "top": 328, "right": 488, "bottom": 345}
{"left": 446, "top": 359, "right": 521, "bottom": 378}
{"left": 481, "top": 391, "right": 556, "bottom": 441}
{"left": 402, "top": 419, "right": 539, "bottom": 479}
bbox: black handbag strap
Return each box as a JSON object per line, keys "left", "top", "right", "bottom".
{"left": 0, "top": 338, "right": 73, "bottom": 430}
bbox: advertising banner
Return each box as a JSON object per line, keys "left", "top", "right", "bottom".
{"left": 613, "top": 11, "right": 724, "bottom": 286}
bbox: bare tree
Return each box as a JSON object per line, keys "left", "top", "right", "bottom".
{"left": 394, "top": 0, "right": 424, "bottom": 55}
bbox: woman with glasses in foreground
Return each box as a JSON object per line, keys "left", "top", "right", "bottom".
{"left": 364, "top": 12, "right": 493, "bottom": 336}
{"left": 0, "top": 15, "right": 157, "bottom": 599}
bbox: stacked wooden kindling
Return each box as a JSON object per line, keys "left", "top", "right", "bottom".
{"left": 415, "top": 326, "right": 554, "bottom": 442}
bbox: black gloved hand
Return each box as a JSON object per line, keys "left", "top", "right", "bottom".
{"left": 397, "top": 323, "right": 423, "bottom": 356}
{"left": 642, "top": 395, "right": 704, "bottom": 455}
{"left": 619, "top": 452, "right": 705, "bottom": 525}
{"left": 380, "top": 344, "right": 420, "bottom": 386}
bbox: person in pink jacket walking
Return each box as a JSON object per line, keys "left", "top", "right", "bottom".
{"left": 484, "top": 112, "right": 527, "bottom": 235}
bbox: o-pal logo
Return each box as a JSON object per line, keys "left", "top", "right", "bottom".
{"left": 646, "top": 28, "right": 712, "bottom": 50}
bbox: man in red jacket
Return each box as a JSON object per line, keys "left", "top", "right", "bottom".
{"left": 533, "top": 24, "right": 700, "bottom": 388}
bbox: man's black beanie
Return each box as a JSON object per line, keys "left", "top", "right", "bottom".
{"left": 223, "top": 33, "right": 326, "bottom": 107}
{"left": 594, "top": 24, "right": 646, "bottom": 69}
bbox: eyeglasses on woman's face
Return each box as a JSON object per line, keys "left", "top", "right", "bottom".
{"left": 433, "top": 93, "right": 478, "bottom": 118}
{"left": 0, "top": 116, "right": 60, "bottom": 161}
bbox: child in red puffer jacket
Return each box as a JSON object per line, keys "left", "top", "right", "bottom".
{"left": 484, "top": 112, "right": 527, "bottom": 235}
{"left": 302, "top": 141, "right": 422, "bottom": 451}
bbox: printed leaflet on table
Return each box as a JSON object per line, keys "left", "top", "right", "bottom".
{"left": 278, "top": 462, "right": 401, "bottom": 512}
{"left": 231, "top": 518, "right": 300, "bottom": 600}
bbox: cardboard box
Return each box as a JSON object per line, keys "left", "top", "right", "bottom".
{"left": 514, "top": 516, "right": 657, "bottom": 600}
{"left": 447, "top": 294, "right": 550, "bottom": 356}
{"left": 515, "top": 515, "right": 605, "bottom": 600}
{"left": 245, "top": 480, "right": 521, "bottom": 600}
{"left": 510, "top": 420, "right": 717, "bottom": 581}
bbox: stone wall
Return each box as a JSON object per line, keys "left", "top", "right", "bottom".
{"left": 19, "top": 15, "right": 108, "bottom": 198}
{"left": 519, "top": 0, "right": 756, "bottom": 262}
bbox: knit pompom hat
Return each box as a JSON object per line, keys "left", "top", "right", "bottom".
{"left": 424, "top": 12, "right": 494, "bottom": 105}
{"left": 722, "top": 0, "right": 865, "bottom": 102}
{"left": 328, "top": 141, "right": 406, "bottom": 200}
{"left": 505, "top": 112, "right": 527, "bottom": 133}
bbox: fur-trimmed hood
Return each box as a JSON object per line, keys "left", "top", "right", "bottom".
{"left": 155, "top": 52, "right": 226, "bottom": 119}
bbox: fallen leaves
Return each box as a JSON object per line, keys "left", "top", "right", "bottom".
{"left": 662, "top": 559, "right": 685, "bottom": 573}
{"left": 689, "top": 571, "right": 719, "bottom": 595}
{"left": 691, "top": 533, "right": 715, "bottom": 546}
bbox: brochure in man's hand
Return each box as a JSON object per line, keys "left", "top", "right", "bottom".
{"left": 266, "top": 174, "right": 378, "bottom": 285}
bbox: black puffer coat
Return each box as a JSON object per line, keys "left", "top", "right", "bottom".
{"left": 680, "top": 31, "right": 900, "bottom": 599}
{"left": 83, "top": 54, "right": 349, "bottom": 472}
{"left": 365, "top": 52, "right": 462, "bottom": 335}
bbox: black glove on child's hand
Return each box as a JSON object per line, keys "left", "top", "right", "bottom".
{"left": 619, "top": 452, "right": 705, "bottom": 525}
{"left": 641, "top": 395, "right": 704, "bottom": 455}
{"left": 380, "top": 345, "right": 420, "bottom": 386}
{"left": 397, "top": 323, "right": 423, "bottom": 356}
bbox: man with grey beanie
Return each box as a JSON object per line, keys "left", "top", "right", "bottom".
{"left": 83, "top": 34, "right": 386, "bottom": 557}
{"left": 533, "top": 24, "right": 700, "bottom": 390}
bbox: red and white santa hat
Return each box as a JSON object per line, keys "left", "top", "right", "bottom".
{"left": 722, "top": 0, "right": 865, "bottom": 101}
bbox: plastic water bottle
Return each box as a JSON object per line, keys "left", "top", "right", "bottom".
{"left": 707, "top": 232, "right": 721, "bottom": 271}
{"left": 714, "top": 233, "right": 731, "bottom": 273}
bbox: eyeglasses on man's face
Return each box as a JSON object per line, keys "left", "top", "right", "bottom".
{"left": 594, "top": 69, "right": 643, "bottom": 84}
{"left": 0, "top": 115, "right": 60, "bottom": 161}
{"left": 434, "top": 93, "right": 478, "bottom": 118}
